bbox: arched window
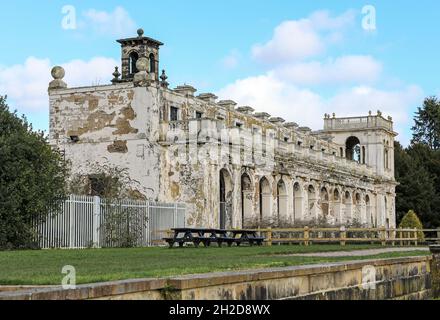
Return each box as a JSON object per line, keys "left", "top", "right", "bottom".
{"left": 384, "top": 141, "right": 390, "bottom": 170}
{"left": 241, "top": 174, "right": 252, "bottom": 227}
{"left": 149, "top": 53, "right": 155, "bottom": 73}
{"left": 129, "top": 52, "right": 139, "bottom": 75}
{"left": 320, "top": 187, "right": 329, "bottom": 217}
{"left": 362, "top": 146, "right": 366, "bottom": 164}
{"left": 345, "top": 136, "right": 361, "bottom": 163}
{"left": 277, "top": 179, "right": 288, "bottom": 222}
{"left": 220, "top": 169, "right": 233, "bottom": 229}
{"left": 259, "top": 177, "right": 271, "bottom": 224}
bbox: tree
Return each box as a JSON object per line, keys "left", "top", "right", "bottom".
{"left": 398, "top": 210, "right": 424, "bottom": 240}
{"left": 411, "top": 96, "right": 440, "bottom": 150}
{"left": 0, "top": 96, "right": 67, "bottom": 249}
{"left": 394, "top": 141, "right": 438, "bottom": 227}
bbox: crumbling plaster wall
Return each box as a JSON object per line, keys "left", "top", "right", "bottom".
{"left": 49, "top": 83, "right": 161, "bottom": 200}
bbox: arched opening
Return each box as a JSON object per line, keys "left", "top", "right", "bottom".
{"left": 343, "top": 191, "right": 352, "bottom": 223}
{"left": 308, "top": 185, "right": 317, "bottom": 220}
{"left": 366, "top": 195, "right": 372, "bottom": 227}
{"left": 345, "top": 136, "right": 361, "bottom": 163}
{"left": 241, "top": 174, "right": 253, "bottom": 228}
{"left": 320, "top": 187, "right": 329, "bottom": 217}
{"left": 333, "top": 188, "right": 341, "bottom": 223}
{"left": 384, "top": 142, "right": 390, "bottom": 170}
{"left": 149, "top": 53, "right": 156, "bottom": 73}
{"left": 354, "top": 193, "right": 362, "bottom": 222}
{"left": 293, "top": 182, "right": 302, "bottom": 222}
{"left": 384, "top": 196, "right": 389, "bottom": 228}
{"left": 219, "top": 169, "right": 233, "bottom": 229}
{"left": 259, "top": 177, "right": 271, "bottom": 224}
{"left": 362, "top": 146, "right": 366, "bottom": 164}
{"left": 277, "top": 179, "right": 288, "bottom": 223}
{"left": 129, "top": 51, "right": 139, "bottom": 75}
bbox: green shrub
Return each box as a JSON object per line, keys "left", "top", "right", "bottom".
{"left": 398, "top": 210, "right": 424, "bottom": 240}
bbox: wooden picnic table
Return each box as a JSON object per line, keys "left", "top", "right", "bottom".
{"left": 163, "top": 228, "right": 265, "bottom": 248}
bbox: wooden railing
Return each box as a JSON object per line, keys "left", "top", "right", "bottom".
{"left": 156, "top": 227, "right": 440, "bottom": 247}
{"left": 253, "top": 227, "right": 440, "bottom": 246}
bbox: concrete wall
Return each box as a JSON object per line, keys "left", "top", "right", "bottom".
{"left": 0, "top": 256, "right": 431, "bottom": 300}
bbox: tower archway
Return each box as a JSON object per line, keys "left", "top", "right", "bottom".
{"left": 345, "top": 136, "right": 361, "bottom": 163}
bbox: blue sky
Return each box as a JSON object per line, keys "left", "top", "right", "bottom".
{"left": 1, "top": 0, "right": 439, "bottom": 145}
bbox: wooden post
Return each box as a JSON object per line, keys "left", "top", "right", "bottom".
{"left": 340, "top": 226, "right": 346, "bottom": 246}
{"left": 391, "top": 228, "right": 395, "bottom": 247}
{"left": 267, "top": 227, "right": 272, "bottom": 247}
{"left": 304, "top": 226, "right": 310, "bottom": 246}
{"left": 414, "top": 228, "right": 418, "bottom": 246}
{"left": 380, "top": 227, "right": 386, "bottom": 246}
{"left": 399, "top": 227, "right": 403, "bottom": 247}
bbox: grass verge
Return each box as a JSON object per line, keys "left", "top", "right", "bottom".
{"left": 0, "top": 245, "right": 429, "bottom": 285}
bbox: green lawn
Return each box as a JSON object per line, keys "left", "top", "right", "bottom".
{"left": 0, "top": 245, "right": 429, "bottom": 286}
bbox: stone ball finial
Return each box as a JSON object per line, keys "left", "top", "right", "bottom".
{"left": 136, "top": 57, "right": 148, "bottom": 72}
{"left": 137, "top": 28, "right": 144, "bottom": 37}
{"left": 51, "top": 66, "right": 65, "bottom": 80}
{"left": 49, "top": 66, "right": 67, "bottom": 90}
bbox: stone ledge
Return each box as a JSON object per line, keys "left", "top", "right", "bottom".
{"left": 0, "top": 256, "right": 431, "bottom": 300}
{"left": 0, "top": 278, "right": 166, "bottom": 301}
{"left": 169, "top": 256, "right": 431, "bottom": 290}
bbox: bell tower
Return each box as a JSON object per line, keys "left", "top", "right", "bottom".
{"left": 116, "top": 28, "right": 163, "bottom": 82}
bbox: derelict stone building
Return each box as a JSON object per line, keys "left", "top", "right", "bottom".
{"left": 48, "top": 29, "right": 398, "bottom": 229}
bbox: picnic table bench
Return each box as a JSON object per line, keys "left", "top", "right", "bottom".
{"left": 163, "top": 228, "right": 265, "bottom": 248}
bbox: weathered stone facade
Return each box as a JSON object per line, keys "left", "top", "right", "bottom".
{"left": 48, "top": 30, "right": 398, "bottom": 229}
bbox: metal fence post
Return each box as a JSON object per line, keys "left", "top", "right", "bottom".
{"left": 92, "top": 196, "right": 100, "bottom": 248}
{"left": 69, "top": 194, "right": 75, "bottom": 249}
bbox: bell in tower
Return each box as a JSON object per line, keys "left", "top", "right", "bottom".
{"left": 116, "top": 28, "right": 163, "bottom": 82}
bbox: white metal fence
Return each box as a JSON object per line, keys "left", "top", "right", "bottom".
{"left": 32, "top": 195, "right": 186, "bottom": 249}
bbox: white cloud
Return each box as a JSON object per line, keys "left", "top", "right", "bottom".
{"left": 221, "top": 50, "right": 241, "bottom": 69}
{"left": 217, "top": 73, "right": 423, "bottom": 145}
{"left": 273, "top": 55, "right": 382, "bottom": 85}
{"left": 82, "top": 6, "right": 136, "bottom": 38}
{"left": 252, "top": 10, "right": 356, "bottom": 64}
{"left": 0, "top": 57, "right": 118, "bottom": 113}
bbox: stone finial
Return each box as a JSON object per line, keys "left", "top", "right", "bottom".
{"left": 198, "top": 93, "right": 218, "bottom": 103}
{"left": 217, "top": 100, "right": 237, "bottom": 111}
{"left": 133, "top": 57, "right": 149, "bottom": 86}
{"left": 254, "top": 112, "right": 271, "bottom": 120}
{"left": 332, "top": 113, "right": 336, "bottom": 118}
{"left": 137, "top": 28, "right": 144, "bottom": 37}
{"left": 160, "top": 70, "right": 169, "bottom": 88}
{"left": 174, "top": 85, "right": 197, "bottom": 97}
{"left": 284, "top": 122, "right": 299, "bottom": 129}
{"left": 111, "top": 66, "right": 121, "bottom": 84}
{"left": 236, "top": 106, "right": 255, "bottom": 115}
{"left": 48, "top": 66, "right": 67, "bottom": 90}
{"left": 369, "top": 110, "right": 372, "bottom": 116}
{"left": 298, "top": 127, "right": 312, "bottom": 133}
{"left": 269, "top": 117, "right": 286, "bottom": 125}
{"left": 377, "top": 110, "right": 382, "bottom": 116}
{"left": 388, "top": 116, "right": 393, "bottom": 121}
